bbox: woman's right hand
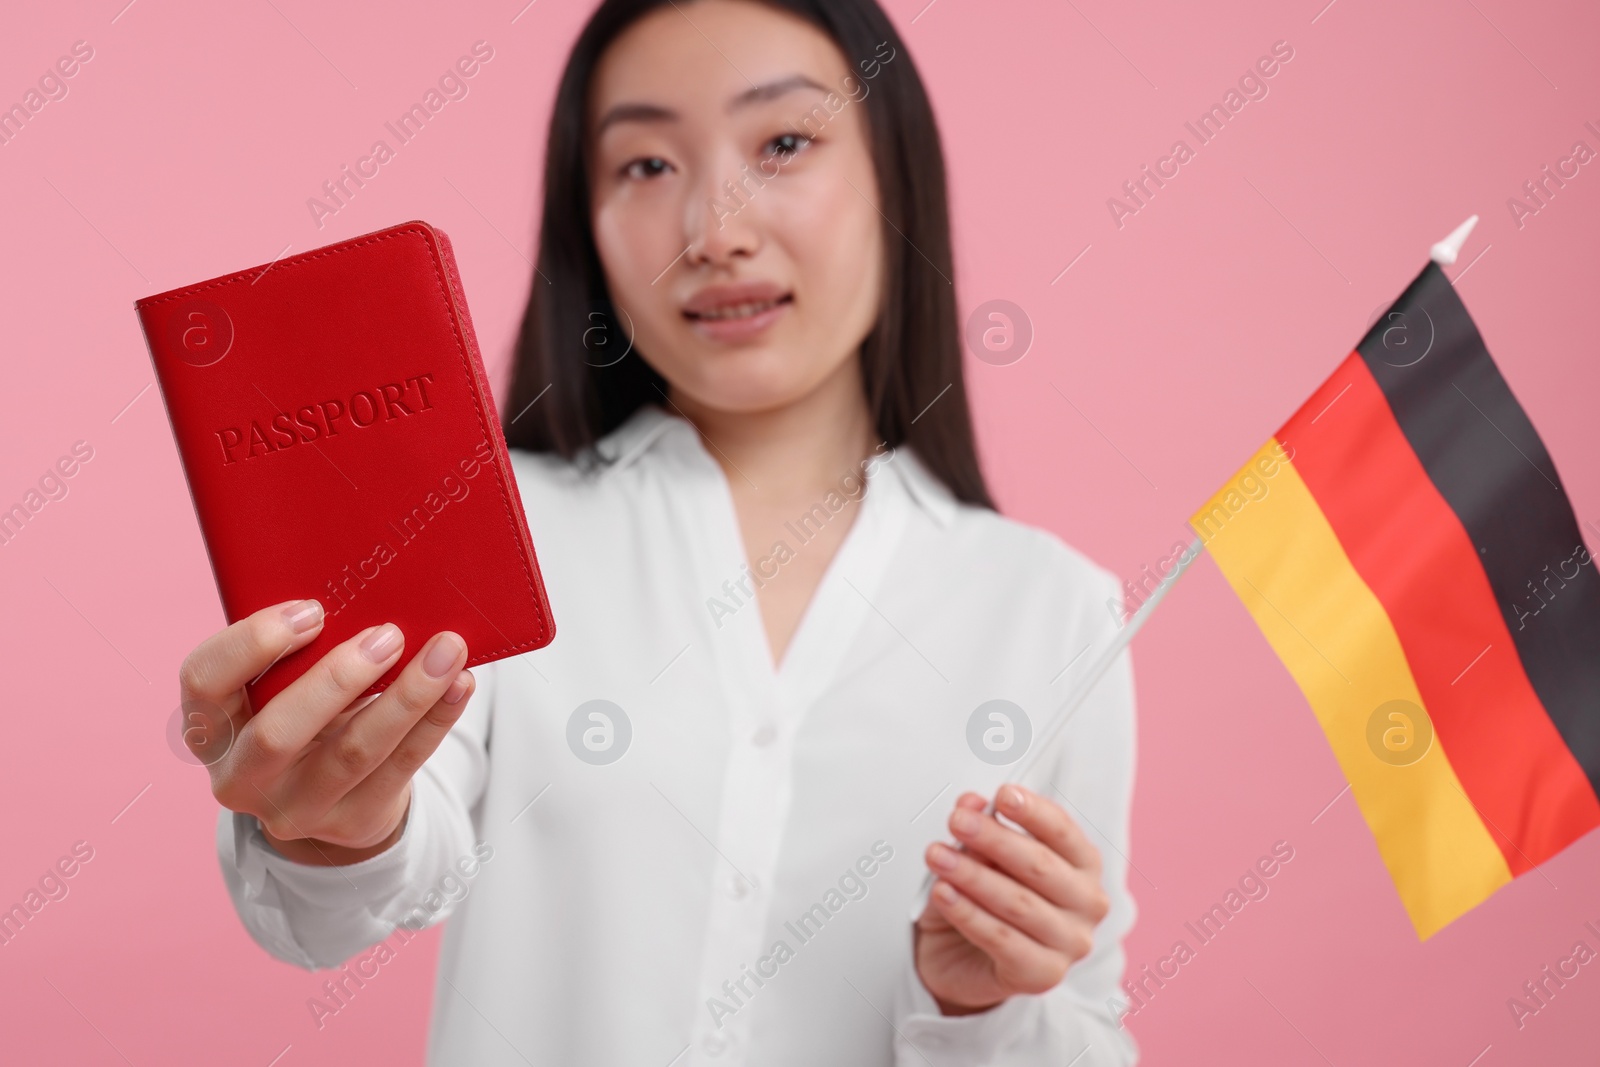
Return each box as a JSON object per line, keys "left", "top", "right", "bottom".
{"left": 177, "top": 599, "right": 475, "bottom": 867}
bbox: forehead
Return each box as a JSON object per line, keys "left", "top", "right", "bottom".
{"left": 588, "top": 1, "right": 853, "bottom": 130}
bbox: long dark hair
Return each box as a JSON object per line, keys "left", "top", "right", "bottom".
{"left": 501, "top": 0, "right": 993, "bottom": 509}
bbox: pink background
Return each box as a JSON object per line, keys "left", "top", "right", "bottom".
{"left": 2, "top": 0, "right": 1597, "bottom": 1063}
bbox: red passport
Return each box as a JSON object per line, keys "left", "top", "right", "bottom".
{"left": 137, "top": 220, "right": 555, "bottom": 710}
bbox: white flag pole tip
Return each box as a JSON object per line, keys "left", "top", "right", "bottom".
{"left": 1430, "top": 215, "right": 1479, "bottom": 266}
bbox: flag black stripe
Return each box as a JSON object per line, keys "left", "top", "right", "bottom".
{"left": 1357, "top": 262, "right": 1600, "bottom": 791}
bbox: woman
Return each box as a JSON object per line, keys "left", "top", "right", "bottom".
{"left": 193, "top": 0, "right": 1140, "bottom": 1062}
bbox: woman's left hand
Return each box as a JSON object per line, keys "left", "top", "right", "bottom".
{"left": 914, "top": 784, "right": 1111, "bottom": 1015}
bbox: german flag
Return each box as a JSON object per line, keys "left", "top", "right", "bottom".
{"left": 1190, "top": 260, "right": 1600, "bottom": 939}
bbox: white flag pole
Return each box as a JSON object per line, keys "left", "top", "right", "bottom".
{"left": 1007, "top": 536, "right": 1205, "bottom": 794}
{"left": 908, "top": 533, "right": 1205, "bottom": 922}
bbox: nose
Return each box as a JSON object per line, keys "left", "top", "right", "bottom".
{"left": 682, "top": 145, "right": 762, "bottom": 268}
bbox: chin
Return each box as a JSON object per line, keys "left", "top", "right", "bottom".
{"left": 658, "top": 341, "right": 839, "bottom": 415}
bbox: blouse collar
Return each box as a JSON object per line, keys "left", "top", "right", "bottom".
{"left": 593, "top": 402, "right": 958, "bottom": 529}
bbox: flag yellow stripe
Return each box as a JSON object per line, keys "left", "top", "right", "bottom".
{"left": 1190, "top": 438, "right": 1511, "bottom": 939}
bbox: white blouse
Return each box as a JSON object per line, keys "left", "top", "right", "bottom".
{"left": 217, "top": 402, "right": 1140, "bottom": 1066}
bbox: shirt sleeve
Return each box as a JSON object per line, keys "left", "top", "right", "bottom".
{"left": 890, "top": 568, "right": 1141, "bottom": 1066}
{"left": 214, "top": 656, "right": 499, "bottom": 971}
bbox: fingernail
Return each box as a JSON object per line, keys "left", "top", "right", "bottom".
{"left": 928, "top": 844, "right": 958, "bottom": 872}
{"left": 283, "top": 599, "right": 323, "bottom": 634}
{"left": 422, "top": 633, "right": 465, "bottom": 678}
{"left": 361, "top": 624, "right": 402, "bottom": 663}
{"left": 1002, "top": 786, "right": 1026, "bottom": 812}
{"left": 442, "top": 671, "right": 472, "bottom": 705}
{"left": 950, "top": 809, "right": 978, "bottom": 834}
{"left": 934, "top": 883, "right": 958, "bottom": 905}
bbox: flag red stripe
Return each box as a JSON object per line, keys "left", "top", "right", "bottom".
{"left": 1279, "top": 354, "right": 1600, "bottom": 871}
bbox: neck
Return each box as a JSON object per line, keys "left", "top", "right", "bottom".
{"left": 668, "top": 360, "right": 877, "bottom": 497}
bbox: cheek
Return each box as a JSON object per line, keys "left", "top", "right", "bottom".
{"left": 772, "top": 173, "right": 882, "bottom": 329}
{"left": 592, "top": 199, "right": 659, "bottom": 290}
{"left": 592, "top": 199, "right": 683, "bottom": 330}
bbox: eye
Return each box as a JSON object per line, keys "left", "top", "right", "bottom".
{"left": 622, "top": 157, "right": 672, "bottom": 180}
{"left": 762, "top": 132, "right": 813, "bottom": 163}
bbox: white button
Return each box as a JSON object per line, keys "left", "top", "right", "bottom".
{"left": 750, "top": 722, "right": 777, "bottom": 746}
{"left": 727, "top": 874, "right": 751, "bottom": 899}
{"left": 701, "top": 1031, "right": 727, "bottom": 1056}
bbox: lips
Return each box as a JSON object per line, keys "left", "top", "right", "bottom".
{"left": 682, "top": 282, "right": 793, "bottom": 322}
{"left": 690, "top": 296, "right": 792, "bottom": 321}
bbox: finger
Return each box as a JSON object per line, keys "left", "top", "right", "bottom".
{"left": 949, "top": 800, "right": 1101, "bottom": 916}
{"left": 179, "top": 598, "right": 326, "bottom": 709}
{"left": 336, "top": 669, "right": 474, "bottom": 818}
{"left": 928, "top": 880, "right": 1072, "bottom": 996}
{"left": 940, "top": 792, "right": 998, "bottom": 871}
{"left": 295, "top": 632, "right": 468, "bottom": 802}
{"left": 309, "top": 692, "right": 382, "bottom": 745}
{"left": 998, "top": 785, "right": 1102, "bottom": 875}
{"left": 231, "top": 622, "right": 405, "bottom": 779}
{"left": 926, "top": 842, "right": 1078, "bottom": 952}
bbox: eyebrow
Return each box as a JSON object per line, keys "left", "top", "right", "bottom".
{"left": 593, "top": 73, "right": 831, "bottom": 137}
